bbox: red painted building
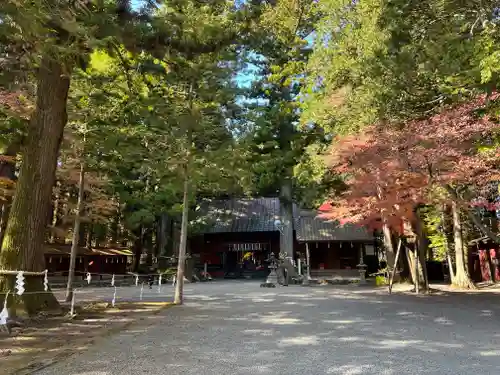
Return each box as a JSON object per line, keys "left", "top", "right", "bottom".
{"left": 469, "top": 237, "right": 500, "bottom": 283}
{"left": 44, "top": 244, "right": 133, "bottom": 277}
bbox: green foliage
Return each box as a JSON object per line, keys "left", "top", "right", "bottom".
{"left": 293, "top": 143, "right": 346, "bottom": 208}
{"left": 421, "top": 206, "right": 449, "bottom": 262}
{"left": 375, "top": 275, "right": 388, "bottom": 286}
{"left": 61, "top": 1, "right": 253, "bottom": 235}
{"left": 303, "top": 0, "right": 500, "bottom": 133}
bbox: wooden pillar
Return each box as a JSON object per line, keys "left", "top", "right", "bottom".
{"left": 305, "top": 242, "right": 311, "bottom": 279}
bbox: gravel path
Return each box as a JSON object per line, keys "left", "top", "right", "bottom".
{"left": 36, "top": 282, "right": 500, "bottom": 375}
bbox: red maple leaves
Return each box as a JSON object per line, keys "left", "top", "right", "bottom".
{"left": 321, "top": 95, "right": 500, "bottom": 231}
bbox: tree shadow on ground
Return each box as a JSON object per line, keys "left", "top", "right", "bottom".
{"left": 34, "top": 282, "right": 500, "bottom": 375}
{"left": 1, "top": 301, "right": 171, "bottom": 374}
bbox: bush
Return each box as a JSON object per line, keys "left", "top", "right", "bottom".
{"left": 375, "top": 275, "right": 388, "bottom": 286}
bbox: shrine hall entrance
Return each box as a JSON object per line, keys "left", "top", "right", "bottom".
{"left": 192, "top": 231, "right": 280, "bottom": 279}
{"left": 222, "top": 243, "right": 271, "bottom": 278}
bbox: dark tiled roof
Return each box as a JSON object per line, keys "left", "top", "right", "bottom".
{"left": 196, "top": 197, "right": 289, "bottom": 233}
{"left": 196, "top": 197, "right": 373, "bottom": 242}
{"left": 295, "top": 215, "right": 373, "bottom": 242}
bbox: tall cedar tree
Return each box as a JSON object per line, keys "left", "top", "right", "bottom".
{"left": 244, "top": 0, "right": 319, "bottom": 263}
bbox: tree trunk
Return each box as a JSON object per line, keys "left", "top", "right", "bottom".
{"left": 447, "top": 253, "right": 455, "bottom": 284}
{"left": 445, "top": 185, "right": 500, "bottom": 244}
{"left": 174, "top": 164, "right": 190, "bottom": 305}
{"left": 405, "top": 245, "right": 415, "bottom": 281}
{"left": 451, "top": 201, "right": 475, "bottom": 289}
{"left": 143, "top": 228, "right": 153, "bottom": 267}
{"left": 388, "top": 238, "right": 402, "bottom": 293}
{"left": 440, "top": 206, "right": 455, "bottom": 284}
{"left": 110, "top": 212, "right": 120, "bottom": 245}
{"left": 484, "top": 246, "right": 496, "bottom": 283}
{"left": 413, "top": 247, "right": 419, "bottom": 293}
{"left": 382, "top": 222, "right": 395, "bottom": 266}
{"left": 131, "top": 226, "right": 143, "bottom": 273}
{"left": 414, "top": 210, "right": 429, "bottom": 291}
{"left": 0, "top": 56, "right": 70, "bottom": 315}
{"left": 65, "top": 162, "right": 85, "bottom": 302}
{"left": 49, "top": 182, "right": 61, "bottom": 244}
{"left": 382, "top": 220, "right": 397, "bottom": 280}
{"left": 405, "top": 244, "right": 425, "bottom": 290}
{"left": 279, "top": 174, "right": 296, "bottom": 278}
{"left": 86, "top": 223, "right": 93, "bottom": 248}
{"left": 156, "top": 213, "right": 168, "bottom": 257}
{"left": 417, "top": 243, "right": 429, "bottom": 292}
{"left": 0, "top": 204, "right": 9, "bottom": 248}
{"left": 79, "top": 223, "right": 87, "bottom": 247}
{"left": 0, "top": 144, "right": 18, "bottom": 246}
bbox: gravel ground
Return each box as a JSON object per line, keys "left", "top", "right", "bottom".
{"left": 36, "top": 281, "right": 500, "bottom": 375}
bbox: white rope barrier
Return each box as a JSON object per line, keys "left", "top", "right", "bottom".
{"left": 0, "top": 270, "right": 46, "bottom": 276}
{"left": 0, "top": 268, "right": 175, "bottom": 314}
{"left": 44, "top": 270, "right": 49, "bottom": 291}
{"left": 0, "top": 290, "right": 10, "bottom": 325}
{"left": 15, "top": 271, "right": 25, "bottom": 295}
{"left": 0, "top": 276, "right": 173, "bottom": 333}
{"left": 1, "top": 270, "right": 176, "bottom": 281}
{"left": 0, "top": 283, "right": 171, "bottom": 326}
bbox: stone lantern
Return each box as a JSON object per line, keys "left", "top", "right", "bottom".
{"left": 260, "top": 252, "right": 278, "bottom": 288}
{"left": 356, "top": 246, "right": 367, "bottom": 285}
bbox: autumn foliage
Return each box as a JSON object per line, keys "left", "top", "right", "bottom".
{"left": 321, "top": 95, "right": 500, "bottom": 230}
{"left": 0, "top": 89, "right": 33, "bottom": 119}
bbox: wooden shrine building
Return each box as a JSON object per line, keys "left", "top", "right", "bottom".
{"left": 190, "top": 197, "right": 376, "bottom": 280}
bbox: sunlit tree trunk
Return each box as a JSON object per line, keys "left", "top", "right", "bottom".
{"left": 174, "top": 163, "right": 190, "bottom": 305}
{"left": 403, "top": 218, "right": 426, "bottom": 292}
{"left": 0, "top": 56, "right": 70, "bottom": 315}
{"left": 451, "top": 201, "right": 475, "bottom": 289}
{"left": 447, "top": 252, "right": 456, "bottom": 283}
{"left": 65, "top": 162, "right": 85, "bottom": 302}
{"left": 377, "top": 183, "right": 397, "bottom": 281}
{"left": 381, "top": 220, "right": 397, "bottom": 280}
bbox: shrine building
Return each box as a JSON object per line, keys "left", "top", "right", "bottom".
{"left": 190, "top": 197, "right": 377, "bottom": 280}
